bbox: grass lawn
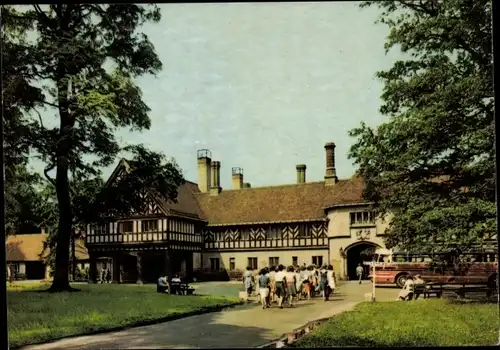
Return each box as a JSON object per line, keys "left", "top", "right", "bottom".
{"left": 292, "top": 299, "right": 499, "bottom": 347}
{"left": 7, "top": 282, "right": 241, "bottom": 348}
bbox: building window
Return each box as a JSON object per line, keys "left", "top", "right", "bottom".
{"left": 210, "top": 258, "right": 220, "bottom": 272}
{"left": 269, "top": 257, "right": 279, "bottom": 267}
{"left": 267, "top": 226, "right": 280, "bottom": 239}
{"left": 349, "top": 211, "right": 375, "bottom": 225}
{"left": 298, "top": 224, "right": 311, "bottom": 238}
{"left": 248, "top": 257, "right": 258, "bottom": 270}
{"left": 94, "top": 224, "right": 110, "bottom": 235}
{"left": 141, "top": 220, "right": 158, "bottom": 232}
{"left": 118, "top": 221, "right": 134, "bottom": 233}
{"left": 229, "top": 257, "right": 235, "bottom": 271}
{"left": 312, "top": 256, "right": 323, "bottom": 267}
{"left": 292, "top": 256, "right": 298, "bottom": 266}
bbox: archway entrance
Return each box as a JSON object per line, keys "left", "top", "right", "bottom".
{"left": 346, "top": 242, "right": 379, "bottom": 281}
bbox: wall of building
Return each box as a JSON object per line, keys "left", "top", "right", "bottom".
{"left": 326, "top": 205, "right": 393, "bottom": 279}
{"left": 202, "top": 249, "right": 330, "bottom": 271}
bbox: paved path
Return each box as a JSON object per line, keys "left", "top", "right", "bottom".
{"left": 20, "top": 282, "right": 398, "bottom": 350}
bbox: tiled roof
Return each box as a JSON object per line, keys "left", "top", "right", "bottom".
{"left": 6, "top": 233, "right": 89, "bottom": 261}
{"left": 196, "top": 176, "right": 366, "bottom": 225}
{"left": 158, "top": 181, "right": 207, "bottom": 221}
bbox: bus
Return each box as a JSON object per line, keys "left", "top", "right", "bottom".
{"left": 366, "top": 251, "right": 498, "bottom": 288}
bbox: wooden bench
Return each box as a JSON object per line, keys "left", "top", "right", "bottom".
{"left": 408, "top": 283, "right": 443, "bottom": 300}
{"left": 169, "top": 282, "right": 195, "bottom": 295}
{"left": 453, "top": 285, "right": 494, "bottom": 298}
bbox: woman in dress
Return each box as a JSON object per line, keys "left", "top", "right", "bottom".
{"left": 243, "top": 266, "right": 254, "bottom": 302}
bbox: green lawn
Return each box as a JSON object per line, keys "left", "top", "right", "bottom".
{"left": 292, "top": 299, "right": 499, "bottom": 347}
{"left": 7, "top": 282, "right": 241, "bottom": 348}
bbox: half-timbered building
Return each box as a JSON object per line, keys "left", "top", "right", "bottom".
{"left": 85, "top": 142, "right": 393, "bottom": 282}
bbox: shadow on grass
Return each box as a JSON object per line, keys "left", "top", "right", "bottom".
{"left": 12, "top": 302, "right": 244, "bottom": 350}
{"left": 447, "top": 298, "right": 499, "bottom": 305}
{"left": 17, "top": 309, "right": 275, "bottom": 350}
{"left": 290, "top": 335, "right": 438, "bottom": 348}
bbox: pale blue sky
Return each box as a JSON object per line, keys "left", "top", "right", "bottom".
{"left": 33, "top": 2, "right": 405, "bottom": 189}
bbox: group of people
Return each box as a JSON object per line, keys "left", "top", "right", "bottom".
{"left": 243, "top": 264, "right": 337, "bottom": 309}
{"left": 157, "top": 273, "right": 183, "bottom": 293}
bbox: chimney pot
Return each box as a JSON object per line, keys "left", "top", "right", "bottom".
{"left": 197, "top": 149, "right": 212, "bottom": 193}
{"left": 232, "top": 167, "right": 244, "bottom": 190}
{"left": 324, "top": 142, "right": 338, "bottom": 185}
{"left": 210, "top": 161, "right": 222, "bottom": 195}
{"left": 296, "top": 164, "right": 306, "bottom": 184}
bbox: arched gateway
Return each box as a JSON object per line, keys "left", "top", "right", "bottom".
{"left": 345, "top": 241, "right": 381, "bottom": 281}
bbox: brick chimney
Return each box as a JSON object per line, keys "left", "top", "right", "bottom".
{"left": 324, "top": 142, "right": 338, "bottom": 185}
{"left": 296, "top": 164, "right": 306, "bottom": 184}
{"left": 210, "top": 161, "right": 222, "bottom": 195}
{"left": 197, "top": 149, "right": 212, "bottom": 193}
{"left": 232, "top": 167, "right": 243, "bottom": 190}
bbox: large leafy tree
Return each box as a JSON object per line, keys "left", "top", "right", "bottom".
{"left": 2, "top": 4, "right": 182, "bottom": 292}
{"left": 349, "top": 1, "right": 495, "bottom": 255}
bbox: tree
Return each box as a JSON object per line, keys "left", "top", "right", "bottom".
{"left": 2, "top": 4, "right": 177, "bottom": 292}
{"left": 349, "top": 1, "right": 495, "bottom": 255}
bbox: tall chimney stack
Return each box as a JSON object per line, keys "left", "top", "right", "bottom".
{"left": 197, "top": 149, "right": 212, "bottom": 193}
{"left": 324, "top": 142, "right": 338, "bottom": 185}
{"left": 210, "top": 161, "right": 222, "bottom": 195}
{"left": 232, "top": 167, "right": 244, "bottom": 190}
{"left": 296, "top": 164, "right": 306, "bottom": 184}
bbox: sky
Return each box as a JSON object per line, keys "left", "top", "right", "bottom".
{"left": 32, "top": 2, "right": 405, "bottom": 189}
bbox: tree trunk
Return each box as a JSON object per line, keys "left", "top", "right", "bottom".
{"left": 48, "top": 59, "right": 79, "bottom": 292}
{"left": 48, "top": 155, "right": 78, "bottom": 292}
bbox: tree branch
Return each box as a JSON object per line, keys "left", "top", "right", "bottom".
{"left": 44, "top": 164, "right": 57, "bottom": 188}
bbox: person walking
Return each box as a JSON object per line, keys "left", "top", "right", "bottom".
{"left": 258, "top": 268, "right": 270, "bottom": 309}
{"left": 243, "top": 266, "right": 254, "bottom": 303}
{"left": 356, "top": 263, "right": 364, "bottom": 284}
{"left": 274, "top": 265, "right": 287, "bottom": 309}
{"left": 285, "top": 266, "right": 297, "bottom": 307}
{"left": 268, "top": 265, "right": 276, "bottom": 304}
{"left": 326, "top": 265, "right": 336, "bottom": 300}
{"left": 319, "top": 266, "right": 329, "bottom": 301}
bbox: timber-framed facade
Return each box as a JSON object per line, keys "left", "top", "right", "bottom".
{"left": 86, "top": 142, "right": 393, "bottom": 282}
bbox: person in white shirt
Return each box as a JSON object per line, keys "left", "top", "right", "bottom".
{"left": 398, "top": 276, "right": 415, "bottom": 301}
{"left": 326, "top": 265, "right": 336, "bottom": 300}
{"left": 274, "top": 265, "right": 287, "bottom": 309}
{"left": 157, "top": 275, "right": 169, "bottom": 293}
{"left": 285, "top": 266, "right": 297, "bottom": 307}
{"left": 294, "top": 267, "right": 303, "bottom": 300}
{"left": 268, "top": 266, "right": 277, "bottom": 304}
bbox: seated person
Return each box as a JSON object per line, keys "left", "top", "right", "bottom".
{"left": 171, "top": 274, "right": 182, "bottom": 283}
{"left": 397, "top": 276, "right": 415, "bottom": 301}
{"left": 157, "top": 275, "right": 169, "bottom": 293}
{"left": 413, "top": 274, "right": 425, "bottom": 286}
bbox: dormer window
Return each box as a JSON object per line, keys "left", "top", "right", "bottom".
{"left": 349, "top": 211, "right": 375, "bottom": 226}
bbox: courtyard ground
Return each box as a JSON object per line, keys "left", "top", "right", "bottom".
{"left": 7, "top": 282, "right": 241, "bottom": 349}
{"left": 13, "top": 281, "right": 498, "bottom": 349}
{"left": 16, "top": 281, "right": 400, "bottom": 349}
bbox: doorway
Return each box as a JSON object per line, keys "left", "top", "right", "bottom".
{"left": 346, "top": 242, "right": 378, "bottom": 280}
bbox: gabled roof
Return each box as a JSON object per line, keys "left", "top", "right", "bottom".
{"left": 157, "top": 181, "right": 206, "bottom": 221}
{"left": 6, "top": 233, "right": 89, "bottom": 261}
{"left": 196, "top": 176, "right": 366, "bottom": 226}
{"left": 106, "top": 159, "right": 206, "bottom": 221}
